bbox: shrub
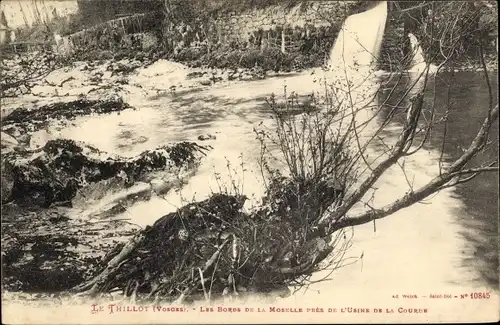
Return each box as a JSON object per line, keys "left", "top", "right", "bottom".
{"left": 221, "top": 49, "right": 243, "bottom": 68}
{"left": 239, "top": 48, "right": 263, "bottom": 68}
{"left": 174, "top": 47, "right": 205, "bottom": 62}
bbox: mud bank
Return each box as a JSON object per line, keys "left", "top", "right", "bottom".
{"left": 2, "top": 98, "right": 133, "bottom": 135}
{"left": 1, "top": 203, "right": 140, "bottom": 292}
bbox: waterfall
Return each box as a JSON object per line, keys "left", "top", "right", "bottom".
{"left": 408, "top": 33, "right": 426, "bottom": 67}
{"left": 327, "top": 1, "right": 387, "bottom": 73}
{"left": 323, "top": 1, "right": 388, "bottom": 109}
{"left": 407, "top": 32, "right": 438, "bottom": 74}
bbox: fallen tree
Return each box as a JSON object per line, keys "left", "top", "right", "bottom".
{"left": 71, "top": 176, "right": 347, "bottom": 302}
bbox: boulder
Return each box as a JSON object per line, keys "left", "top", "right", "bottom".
{"left": 199, "top": 78, "right": 212, "bottom": 86}
{"left": 240, "top": 73, "right": 254, "bottom": 81}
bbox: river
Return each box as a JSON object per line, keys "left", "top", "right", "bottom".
{"left": 52, "top": 68, "right": 498, "bottom": 315}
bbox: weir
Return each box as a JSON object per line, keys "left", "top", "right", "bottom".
{"left": 325, "top": 1, "right": 388, "bottom": 108}
{"left": 327, "top": 1, "right": 387, "bottom": 74}
{"left": 408, "top": 32, "right": 438, "bottom": 74}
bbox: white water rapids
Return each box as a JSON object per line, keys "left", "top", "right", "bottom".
{"left": 3, "top": 1, "right": 498, "bottom": 323}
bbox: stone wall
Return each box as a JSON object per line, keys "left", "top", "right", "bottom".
{"left": 163, "top": 1, "right": 406, "bottom": 72}
{"left": 6, "top": 0, "right": 409, "bottom": 73}
{"left": 76, "top": 0, "right": 161, "bottom": 28}
{"left": 63, "top": 12, "right": 161, "bottom": 55}
{"left": 212, "top": 1, "right": 357, "bottom": 43}
{"left": 0, "top": 0, "right": 161, "bottom": 46}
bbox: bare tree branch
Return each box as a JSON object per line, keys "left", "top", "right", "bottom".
{"left": 326, "top": 104, "right": 498, "bottom": 234}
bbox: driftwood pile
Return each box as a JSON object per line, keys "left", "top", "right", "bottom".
{"left": 73, "top": 175, "right": 345, "bottom": 303}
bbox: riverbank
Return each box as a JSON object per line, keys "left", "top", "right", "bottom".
{"left": 0, "top": 52, "right": 219, "bottom": 293}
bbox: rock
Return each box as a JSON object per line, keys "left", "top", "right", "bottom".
{"left": 186, "top": 71, "right": 205, "bottom": 79}
{"left": 240, "top": 73, "right": 254, "bottom": 81}
{"left": 150, "top": 178, "right": 178, "bottom": 195}
{"left": 116, "top": 76, "right": 129, "bottom": 85}
{"left": 102, "top": 71, "right": 113, "bottom": 80}
{"left": 117, "top": 59, "right": 131, "bottom": 66}
{"left": 17, "top": 134, "right": 31, "bottom": 147}
{"left": 29, "top": 130, "right": 52, "bottom": 149}
{"left": 221, "top": 71, "right": 230, "bottom": 81}
{"left": 198, "top": 134, "right": 217, "bottom": 141}
{"left": 236, "top": 285, "right": 247, "bottom": 292}
{"left": 31, "top": 85, "right": 59, "bottom": 97}
{"left": 2, "top": 126, "right": 21, "bottom": 138}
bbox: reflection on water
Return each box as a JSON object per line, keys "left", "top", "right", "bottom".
{"left": 379, "top": 71, "right": 499, "bottom": 289}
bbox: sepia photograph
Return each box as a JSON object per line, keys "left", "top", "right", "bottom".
{"left": 1, "top": 0, "right": 498, "bottom": 323}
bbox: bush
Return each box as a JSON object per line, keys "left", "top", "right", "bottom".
{"left": 239, "top": 48, "right": 263, "bottom": 68}
{"left": 174, "top": 47, "right": 206, "bottom": 62}
{"left": 220, "top": 49, "right": 243, "bottom": 68}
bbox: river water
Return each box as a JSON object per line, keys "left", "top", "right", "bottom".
{"left": 57, "top": 68, "right": 498, "bottom": 292}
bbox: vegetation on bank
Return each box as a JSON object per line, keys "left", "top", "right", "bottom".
{"left": 1, "top": 138, "right": 209, "bottom": 207}
{"left": 2, "top": 1, "right": 496, "bottom": 73}
{"left": 399, "top": 1, "right": 497, "bottom": 67}
{"left": 1, "top": 138, "right": 210, "bottom": 292}
{"left": 170, "top": 25, "right": 339, "bottom": 72}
